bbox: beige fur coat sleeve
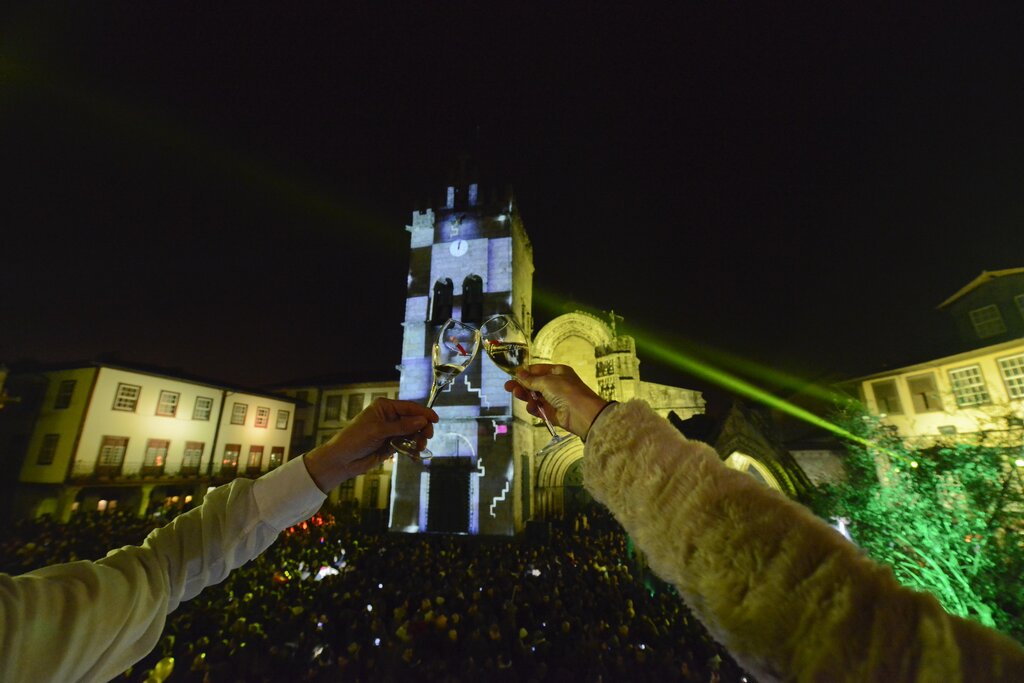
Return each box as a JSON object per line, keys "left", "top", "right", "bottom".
{"left": 582, "top": 399, "right": 1024, "bottom": 682}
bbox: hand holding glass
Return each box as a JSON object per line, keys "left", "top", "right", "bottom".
{"left": 389, "top": 319, "right": 480, "bottom": 461}
{"left": 480, "top": 314, "right": 568, "bottom": 451}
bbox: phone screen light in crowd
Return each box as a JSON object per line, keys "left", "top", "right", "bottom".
{"left": 366, "top": 604, "right": 373, "bottom": 612}
{"left": 374, "top": 638, "right": 381, "bottom": 647}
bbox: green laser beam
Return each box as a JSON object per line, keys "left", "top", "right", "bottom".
{"left": 531, "top": 287, "right": 907, "bottom": 461}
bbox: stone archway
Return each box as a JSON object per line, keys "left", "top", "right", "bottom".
{"left": 723, "top": 451, "right": 785, "bottom": 492}
{"left": 533, "top": 436, "right": 585, "bottom": 519}
{"left": 532, "top": 312, "right": 615, "bottom": 393}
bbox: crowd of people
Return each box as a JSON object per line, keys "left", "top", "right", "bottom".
{"left": 0, "top": 504, "right": 752, "bottom": 682}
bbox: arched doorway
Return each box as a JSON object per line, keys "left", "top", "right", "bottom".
{"left": 723, "top": 451, "right": 784, "bottom": 492}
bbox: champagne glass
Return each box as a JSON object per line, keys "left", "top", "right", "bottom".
{"left": 390, "top": 318, "right": 481, "bottom": 461}
{"left": 480, "top": 314, "right": 568, "bottom": 452}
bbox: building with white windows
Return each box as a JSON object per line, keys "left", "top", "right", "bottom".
{"left": 6, "top": 362, "right": 295, "bottom": 521}
{"left": 852, "top": 270, "right": 1024, "bottom": 447}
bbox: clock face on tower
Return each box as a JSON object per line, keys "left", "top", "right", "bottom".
{"left": 449, "top": 239, "right": 468, "bottom": 257}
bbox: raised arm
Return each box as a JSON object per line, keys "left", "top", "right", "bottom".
{"left": 0, "top": 398, "right": 436, "bottom": 683}
{"left": 508, "top": 365, "right": 1024, "bottom": 682}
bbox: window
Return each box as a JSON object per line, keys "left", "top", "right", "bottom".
{"left": 113, "top": 383, "right": 141, "bottom": 412}
{"left": 269, "top": 446, "right": 285, "bottom": 469}
{"left": 998, "top": 353, "right": 1024, "bottom": 399}
{"left": 871, "top": 380, "right": 903, "bottom": 415}
{"left": 54, "top": 380, "right": 76, "bottom": 409}
{"left": 156, "top": 390, "right": 180, "bottom": 417}
{"left": 295, "top": 390, "right": 309, "bottom": 404}
{"left": 97, "top": 436, "right": 129, "bottom": 476}
{"left": 430, "top": 278, "right": 454, "bottom": 324}
{"left": 948, "top": 365, "right": 990, "bottom": 407}
{"left": 446, "top": 185, "right": 455, "bottom": 208}
{"left": 969, "top": 305, "right": 1006, "bottom": 339}
{"left": 294, "top": 418, "right": 305, "bottom": 436}
{"left": 462, "top": 274, "right": 484, "bottom": 324}
{"left": 468, "top": 183, "right": 479, "bottom": 206}
{"left": 143, "top": 439, "right": 169, "bottom": 476}
{"left": 339, "top": 479, "right": 356, "bottom": 502}
{"left": 367, "top": 478, "right": 381, "bottom": 508}
{"left": 37, "top": 434, "right": 59, "bottom": 465}
{"left": 254, "top": 406, "right": 270, "bottom": 428}
{"left": 1016, "top": 294, "right": 1024, "bottom": 319}
{"left": 193, "top": 396, "right": 213, "bottom": 420}
{"left": 325, "top": 395, "right": 343, "bottom": 421}
{"left": 347, "top": 393, "right": 365, "bottom": 420}
{"left": 246, "top": 445, "right": 264, "bottom": 475}
{"left": 276, "top": 410, "right": 290, "bottom": 429}
{"left": 907, "top": 373, "right": 944, "bottom": 413}
{"left": 231, "top": 403, "right": 247, "bottom": 425}
{"left": 221, "top": 444, "right": 241, "bottom": 476}
{"left": 181, "top": 441, "right": 204, "bottom": 475}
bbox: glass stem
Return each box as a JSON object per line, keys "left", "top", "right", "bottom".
{"left": 425, "top": 377, "right": 447, "bottom": 409}
{"left": 523, "top": 386, "right": 559, "bottom": 439}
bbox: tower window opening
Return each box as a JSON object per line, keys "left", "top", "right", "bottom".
{"left": 462, "top": 275, "right": 484, "bottom": 325}
{"left": 431, "top": 278, "right": 454, "bottom": 324}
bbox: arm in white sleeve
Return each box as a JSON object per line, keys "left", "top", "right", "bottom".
{"left": 0, "top": 455, "right": 326, "bottom": 683}
{"left": 582, "top": 399, "right": 1024, "bottom": 682}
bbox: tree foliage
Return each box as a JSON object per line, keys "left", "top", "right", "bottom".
{"left": 810, "top": 403, "right": 1024, "bottom": 641}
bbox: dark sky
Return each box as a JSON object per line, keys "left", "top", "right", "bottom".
{"left": 3, "top": 4, "right": 1023, "bottom": 402}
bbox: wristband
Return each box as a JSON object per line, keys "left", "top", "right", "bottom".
{"left": 583, "top": 401, "right": 618, "bottom": 443}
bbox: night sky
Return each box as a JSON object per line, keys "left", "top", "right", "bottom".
{"left": 3, "top": 4, "right": 1023, "bottom": 405}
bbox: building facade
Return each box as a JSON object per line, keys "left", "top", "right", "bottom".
{"left": 8, "top": 363, "right": 295, "bottom": 521}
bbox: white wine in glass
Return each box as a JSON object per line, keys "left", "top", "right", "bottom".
{"left": 480, "top": 314, "right": 568, "bottom": 451}
{"left": 390, "top": 319, "right": 481, "bottom": 461}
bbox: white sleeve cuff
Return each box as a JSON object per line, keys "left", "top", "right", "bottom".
{"left": 252, "top": 455, "right": 327, "bottom": 531}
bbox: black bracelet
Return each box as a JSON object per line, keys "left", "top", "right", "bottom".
{"left": 583, "top": 401, "right": 618, "bottom": 443}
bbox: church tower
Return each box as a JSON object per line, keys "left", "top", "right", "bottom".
{"left": 389, "top": 181, "right": 534, "bottom": 536}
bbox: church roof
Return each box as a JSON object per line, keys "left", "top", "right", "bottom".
{"left": 937, "top": 268, "right": 1024, "bottom": 309}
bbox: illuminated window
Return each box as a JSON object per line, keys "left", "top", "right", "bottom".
{"left": 269, "top": 446, "right": 285, "bottom": 469}
{"left": 446, "top": 186, "right": 455, "bottom": 208}
{"left": 969, "top": 305, "right": 1006, "bottom": 339}
{"left": 907, "top": 373, "right": 943, "bottom": 413}
{"left": 221, "top": 444, "right": 241, "bottom": 476}
{"left": 998, "top": 353, "right": 1024, "bottom": 399}
{"left": 37, "top": 434, "right": 59, "bottom": 465}
{"left": 948, "top": 365, "right": 990, "bottom": 407}
{"left": 181, "top": 441, "right": 204, "bottom": 475}
{"left": 430, "top": 278, "right": 454, "bottom": 324}
{"left": 231, "top": 403, "right": 247, "bottom": 425}
{"left": 871, "top": 380, "right": 903, "bottom": 415}
{"left": 468, "top": 183, "right": 479, "bottom": 206}
{"left": 156, "top": 390, "right": 180, "bottom": 417}
{"left": 371, "top": 392, "right": 389, "bottom": 402}
{"left": 246, "top": 445, "right": 264, "bottom": 475}
{"left": 325, "top": 395, "right": 343, "bottom": 421}
{"left": 347, "top": 393, "right": 365, "bottom": 420}
{"left": 97, "top": 436, "right": 128, "bottom": 476}
{"left": 143, "top": 439, "right": 169, "bottom": 476}
{"left": 113, "top": 383, "right": 141, "bottom": 412}
{"left": 462, "top": 274, "right": 484, "bottom": 325}
{"left": 54, "top": 380, "right": 76, "bottom": 409}
{"left": 276, "top": 409, "right": 290, "bottom": 429}
{"left": 339, "top": 479, "right": 356, "bottom": 502}
{"left": 255, "top": 406, "right": 270, "bottom": 428}
{"left": 193, "top": 396, "right": 213, "bottom": 420}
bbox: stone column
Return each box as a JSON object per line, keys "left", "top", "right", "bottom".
{"left": 138, "top": 484, "right": 155, "bottom": 519}
{"left": 57, "top": 486, "right": 83, "bottom": 523}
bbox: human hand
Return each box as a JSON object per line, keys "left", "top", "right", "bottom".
{"left": 303, "top": 398, "right": 438, "bottom": 492}
{"left": 503, "top": 364, "right": 610, "bottom": 440}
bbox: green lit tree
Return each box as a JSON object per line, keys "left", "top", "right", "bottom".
{"left": 811, "top": 403, "right": 1024, "bottom": 641}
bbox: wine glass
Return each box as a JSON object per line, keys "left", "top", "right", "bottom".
{"left": 390, "top": 318, "right": 481, "bottom": 461}
{"left": 479, "top": 314, "right": 568, "bottom": 452}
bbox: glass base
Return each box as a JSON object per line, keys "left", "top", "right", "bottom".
{"left": 390, "top": 436, "right": 432, "bottom": 461}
